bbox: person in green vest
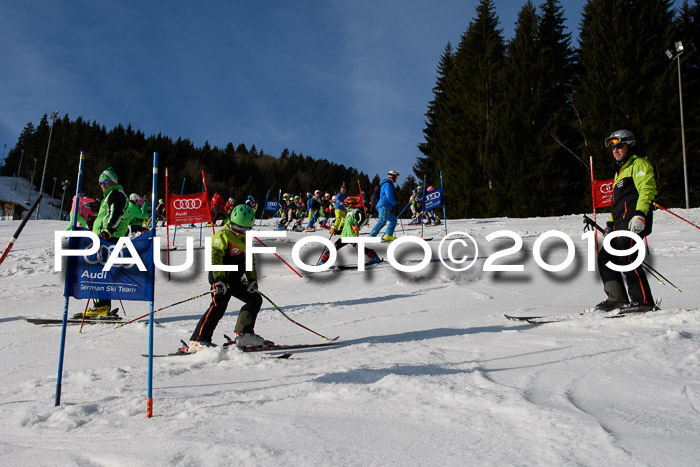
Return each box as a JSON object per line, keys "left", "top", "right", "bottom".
{"left": 81, "top": 167, "right": 131, "bottom": 318}
{"left": 128, "top": 193, "right": 148, "bottom": 234}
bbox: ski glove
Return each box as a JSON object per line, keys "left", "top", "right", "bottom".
{"left": 99, "top": 230, "right": 112, "bottom": 241}
{"left": 213, "top": 281, "right": 227, "bottom": 296}
{"left": 604, "top": 222, "right": 614, "bottom": 235}
{"left": 628, "top": 214, "right": 646, "bottom": 234}
{"left": 246, "top": 280, "right": 258, "bottom": 293}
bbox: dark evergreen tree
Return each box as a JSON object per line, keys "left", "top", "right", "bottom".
{"left": 574, "top": 0, "right": 678, "bottom": 204}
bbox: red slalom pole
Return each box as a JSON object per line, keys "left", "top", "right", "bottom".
{"left": 654, "top": 202, "right": 700, "bottom": 231}
{"left": 0, "top": 194, "right": 43, "bottom": 267}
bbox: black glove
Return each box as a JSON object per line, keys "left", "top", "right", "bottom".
{"left": 604, "top": 222, "right": 614, "bottom": 235}
{"left": 246, "top": 280, "right": 258, "bottom": 293}
{"left": 100, "top": 230, "right": 112, "bottom": 241}
{"left": 213, "top": 281, "right": 227, "bottom": 296}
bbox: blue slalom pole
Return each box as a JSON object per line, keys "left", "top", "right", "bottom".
{"left": 439, "top": 170, "right": 447, "bottom": 235}
{"left": 56, "top": 151, "right": 86, "bottom": 406}
{"left": 147, "top": 152, "right": 158, "bottom": 418}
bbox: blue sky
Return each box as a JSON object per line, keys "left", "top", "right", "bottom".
{"left": 1, "top": 0, "right": 619, "bottom": 183}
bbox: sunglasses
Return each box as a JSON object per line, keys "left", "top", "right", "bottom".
{"left": 99, "top": 180, "right": 112, "bottom": 186}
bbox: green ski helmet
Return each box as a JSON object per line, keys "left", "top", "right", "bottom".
{"left": 229, "top": 204, "right": 255, "bottom": 231}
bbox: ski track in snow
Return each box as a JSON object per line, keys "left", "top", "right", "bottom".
{"left": 1, "top": 191, "right": 699, "bottom": 465}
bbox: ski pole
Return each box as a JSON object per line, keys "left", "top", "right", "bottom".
{"left": 253, "top": 236, "right": 303, "bottom": 278}
{"left": 0, "top": 194, "right": 43, "bottom": 267}
{"left": 654, "top": 202, "right": 700, "bottom": 231}
{"left": 116, "top": 290, "right": 211, "bottom": 328}
{"left": 582, "top": 215, "right": 682, "bottom": 292}
{"left": 258, "top": 290, "right": 338, "bottom": 341}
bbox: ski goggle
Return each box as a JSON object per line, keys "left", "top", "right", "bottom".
{"left": 99, "top": 180, "right": 111, "bottom": 186}
{"left": 604, "top": 137, "right": 626, "bottom": 149}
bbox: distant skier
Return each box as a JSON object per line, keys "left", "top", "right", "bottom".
{"left": 128, "top": 193, "right": 148, "bottom": 234}
{"left": 332, "top": 185, "right": 348, "bottom": 234}
{"left": 64, "top": 195, "right": 96, "bottom": 230}
{"left": 595, "top": 129, "right": 657, "bottom": 313}
{"left": 187, "top": 204, "right": 271, "bottom": 351}
{"left": 318, "top": 197, "right": 381, "bottom": 266}
{"left": 369, "top": 170, "right": 399, "bottom": 242}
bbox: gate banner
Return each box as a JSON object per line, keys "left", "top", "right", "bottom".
{"left": 423, "top": 188, "right": 445, "bottom": 211}
{"left": 64, "top": 230, "right": 155, "bottom": 301}
{"left": 264, "top": 200, "right": 279, "bottom": 212}
{"left": 592, "top": 179, "right": 614, "bottom": 208}
{"left": 167, "top": 192, "right": 210, "bottom": 225}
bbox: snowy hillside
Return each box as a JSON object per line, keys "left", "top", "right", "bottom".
{"left": 0, "top": 175, "right": 66, "bottom": 220}
{"left": 1, "top": 205, "right": 699, "bottom": 465}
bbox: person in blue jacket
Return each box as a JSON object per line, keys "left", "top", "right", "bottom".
{"left": 369, "top": 170, "right": 400, "bottom": 242}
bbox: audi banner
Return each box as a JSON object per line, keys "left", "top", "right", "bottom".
{"left": 167, "top": 192, "right": 211, "bottom": 225}
{"left": 264, "top": 200, "right": 279, "bottom": 212}
{"left": 423, "top": 188, "right": 444, "bottom": 211}
{"left": 64, "top": 231, "right": 155, "bottom": 301}
{"left": 592, "top": 179, "right": 613, "bottom": 208}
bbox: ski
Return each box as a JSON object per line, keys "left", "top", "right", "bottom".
{"left": 146, "top": 350, "right": 293, "bottom": 359}
{"left": 222, "top": 334, "right": 339, "bottom": 352}
{"left": 505, "top": 305, "right": 660, "bottom": 324}
{"left": 21, "top": 314, "right": 137, "bottom": 326}
{"left": 330, "top": 259, "right": 385, "bottom": 270}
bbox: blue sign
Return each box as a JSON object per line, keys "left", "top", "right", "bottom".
{"left": 423, "top": 188, "right": 444, "bottom": 211}
{"left": 264, "top": 200, "right": 279, "bottom": 212}
{"left": 64, "top": 230, "right": 155, "bottom": 301}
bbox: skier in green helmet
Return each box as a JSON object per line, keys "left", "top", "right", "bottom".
{"left": 187, "top": 204, "right": 272, "bottom": 351}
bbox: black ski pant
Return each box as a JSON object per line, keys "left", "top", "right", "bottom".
{"left": 598, "top": 235, "right": 654, "bottom": 305}
{"left": 190, "top": 277, "right": 262, "bottom": 343}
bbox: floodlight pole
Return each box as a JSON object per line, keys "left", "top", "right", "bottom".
{"left": 666, "top": 42, "right": 689, "bottom": 209}
{"left": 36, "top": 111, "right": 59, "bottom": 219}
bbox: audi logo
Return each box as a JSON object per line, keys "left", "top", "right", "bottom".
{"left": 425, "top": 191, "right": 441, "bottom": 201}
{"left": 173, "top": 199, "right": 203, "bottom": 210}
{"left": 599, "top": 183, "right": 613, "bottom": 194}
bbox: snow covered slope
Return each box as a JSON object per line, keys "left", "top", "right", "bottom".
{"left": 1, "top": 207, "right": 699, "bottom": 466}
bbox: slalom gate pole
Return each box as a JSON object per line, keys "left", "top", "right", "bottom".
{"left": 147, "top": 152, "right": 159, "bottom": 418}
{"left": 582, "top": 215, "right": 682, "bottom": 292}
{"left": 395, "top": 200, "right": 412, "bottom": 218}
{"left": 258, "top": 290, "right": 338, "bottom": 341}
{"left": 0, "top": 193, "right": 43, "bottom": 267}
{"left": 259, "top": 190, "right": 269, "bottom": 226}
{"left": 654, "top": 202, "right": 700, "bottom": 231}
{"left": 421, "top": 175, "right": 427, "bottom": 238}
{"left": 439, "top": 170, "right": 447, "bottom": 235}
{"left": 117, "top": 290, "right": 211, "bottom": 328}
{"left": 199, "top": 179, "right": 205, "bottom": 247}
{"left": 172, "top": 177, "right": 186, "bottom": 243}
{"left": 56, "top": 152, "right": 85, "bottom": 406}
{"left": 201, "top": 170, "right": 215, "bottom": 235}
{"left": 253, "top": 236, "right": 302, "bottom": 278}
{"left": 165, "top": 168, "right": 171, "bottom": 281}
